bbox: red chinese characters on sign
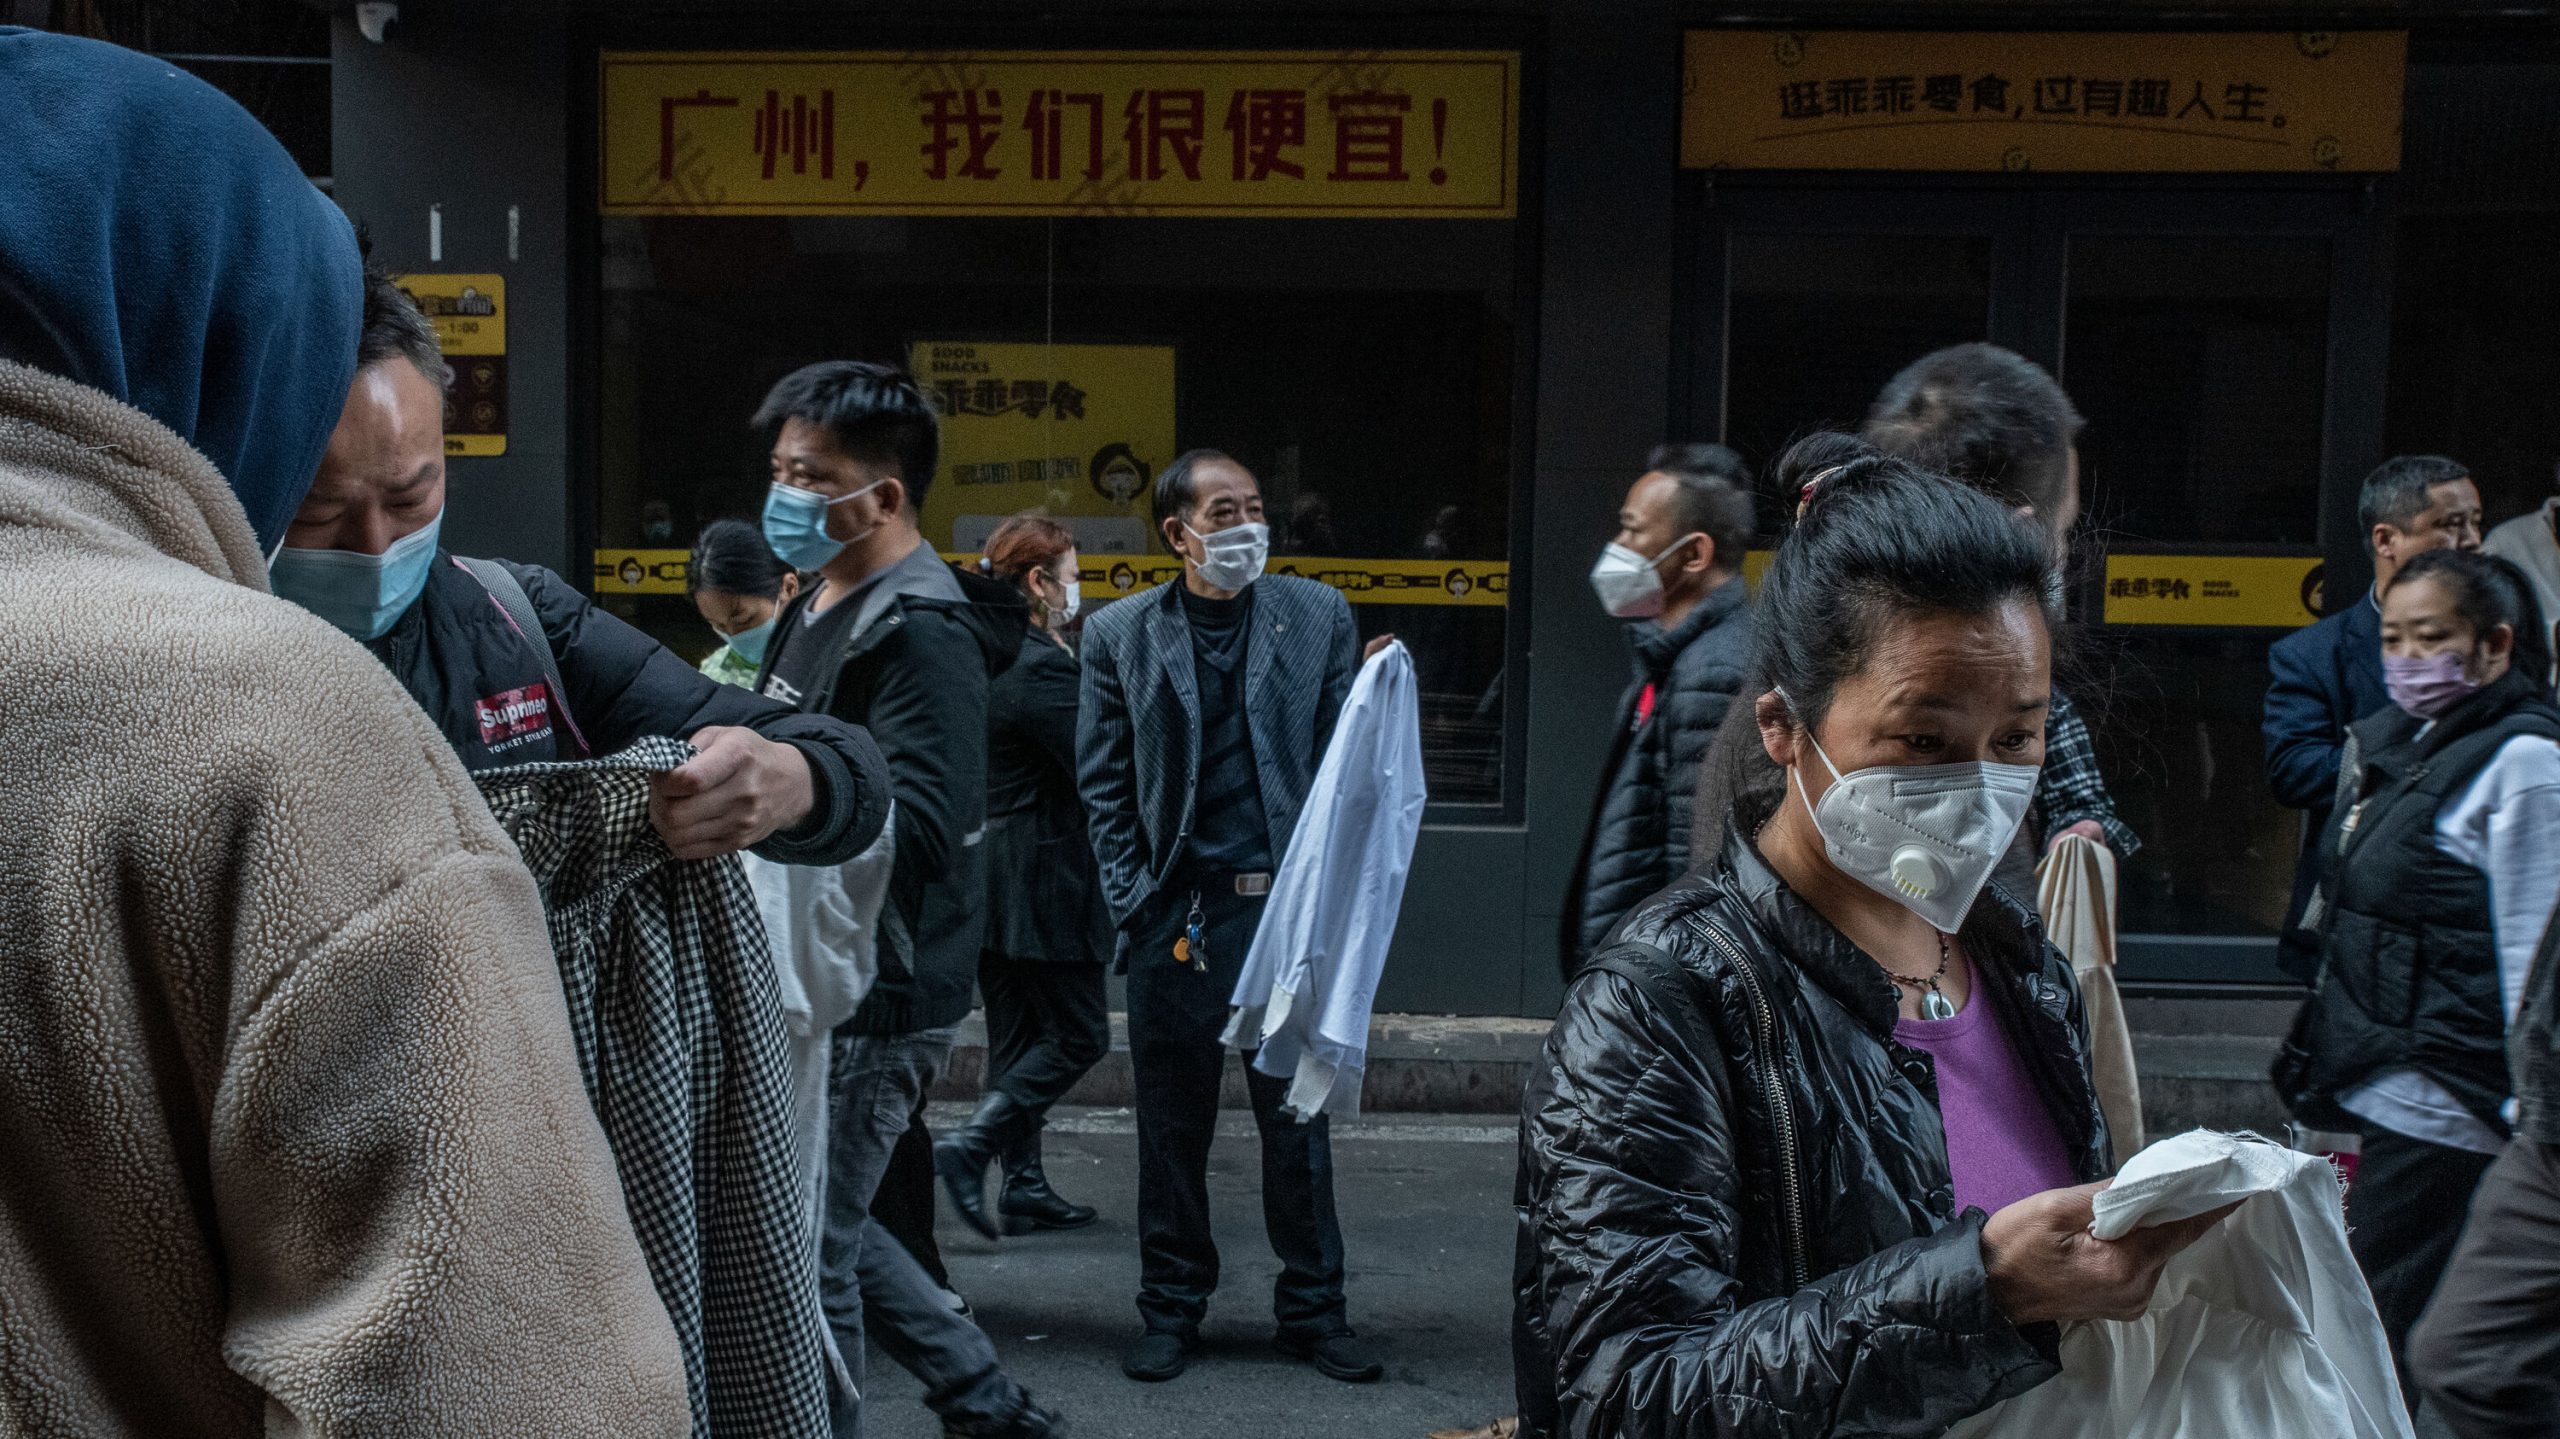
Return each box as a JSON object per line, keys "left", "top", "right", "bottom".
{"left": 753, "top": 89, "right": 836, "bottom": 179}
{"left": 1123, "top": 89, "right": 1208, "bottom": 181}
{"left": 659, "top": 88, "right": 739, "bottom": 179}
{"left": 920, "top": 88, "right": 1004, "bottom": 179}
{"left": 1022, "top": 89, "right": 1106, "bottom": 181}
{"left": 617, "top": 58, "right": 1511, "bottom": 211}
{"left": 1224, "top": 90, "right": 1309, "bottom": 179}
{"left": 1327, "top": 92, "right": 1411, "bottom": 181}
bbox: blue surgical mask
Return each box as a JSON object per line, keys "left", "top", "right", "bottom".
{"left": 724, "top": 614, "right": 779, "bottom": 666}
{"left": 764, "top": 480, "right": 883, "bottom": 572}
{"left": 269, "top": 509, "right": 444, "bottom": 640}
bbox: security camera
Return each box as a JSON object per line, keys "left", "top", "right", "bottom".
{"left": 355, "top": 2, "right": 397, "bottom": 44}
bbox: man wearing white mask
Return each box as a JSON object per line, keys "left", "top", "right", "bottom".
{"left": 1558, "top": 444, "right": 1757, "bottom": 979}
{"left": 1075, "top": 448, "right": 1377, "bottom": 1386}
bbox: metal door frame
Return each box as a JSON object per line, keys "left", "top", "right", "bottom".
{"left": 1679, "top": 173, "right": 2394, "bottom": 984}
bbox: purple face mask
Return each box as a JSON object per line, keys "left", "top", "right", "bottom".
{"left": 2384, "top": 651, "right": 2480, "bottom": 719}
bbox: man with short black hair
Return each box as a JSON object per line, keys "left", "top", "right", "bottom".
{"left": 1866, "top": 341, "right": 2083, "bottom": 539}
{"left": 1560, "top": 446, "right": 1756, "bottom": 976}
{"left": 275, "top": 261, "right": 884, "bottom": 861}
{"left": 1077, "top": 448, "right": 1381, "bottom": 1386}
{"left": 2266, "top": 454, "right": 2484, "bottom": 978}
{"left": 748, "top": 360, "right": 1060, "bottom": 1439}
{"left": 1865, "top": 345, "right": 2138, "bottom": 868}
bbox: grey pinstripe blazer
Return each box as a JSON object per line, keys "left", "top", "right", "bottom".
{"left": 1075, "top": 574, "right": 1361, "bottom": 951}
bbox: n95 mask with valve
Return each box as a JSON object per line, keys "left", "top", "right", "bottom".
{"left": 1789, "top": 727, "right": 2039, "bottom": 934}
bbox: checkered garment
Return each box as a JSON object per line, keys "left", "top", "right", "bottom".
{"left": 474, "top": 737, "right": 829, "bottom": 1438}
{"left": 2036, "top": 687, "right": 2142, "bottom": 857}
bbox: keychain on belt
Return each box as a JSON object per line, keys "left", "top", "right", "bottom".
{"left": 1171, "top": 890, "right": 1208, "bottom": 973}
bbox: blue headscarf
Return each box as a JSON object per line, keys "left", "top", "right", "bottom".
{"left": 0, "top": 29, "right": 362, "bottom": 553}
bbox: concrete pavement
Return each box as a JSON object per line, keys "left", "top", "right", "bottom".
{"left": 862, "top": 1104, "right": 1519, "bottom": 1439}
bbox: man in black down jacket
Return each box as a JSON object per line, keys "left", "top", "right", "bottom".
{"left": 748, "top": 361, "right": 1058, "bottom": 1439}
{"left": 274, "top": 260, "right": 888, "bottom": 867}
{"left": 1559, "top": 445, "right": 1757, "bottom": 978}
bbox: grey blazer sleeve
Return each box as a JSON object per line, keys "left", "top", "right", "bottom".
{"left": 1076, "top": 614, "right": 1154, "bottom": 927}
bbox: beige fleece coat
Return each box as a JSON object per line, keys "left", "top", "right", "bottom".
{"left": 0, "top": 361, "right": 690, "bottom": 1437}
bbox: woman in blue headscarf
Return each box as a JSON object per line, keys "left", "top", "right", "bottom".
{"left": 0, "top": 30, "right": 691, "bottom": 1436}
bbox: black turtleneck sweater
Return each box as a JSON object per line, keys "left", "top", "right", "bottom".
{"left": 1180, "top": 581, "right": 1273, "bottom": 875}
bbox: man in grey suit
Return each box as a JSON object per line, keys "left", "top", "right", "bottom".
{"left": 1076, "top": 449, "right": 1381, "bottom": 1387}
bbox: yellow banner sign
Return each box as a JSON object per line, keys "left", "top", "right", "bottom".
{"left": 603, "top": 50, "right": 1519, "bottom": 218}
{"left": 912, "top": 340, "right": 1174, "bottom": 556}
{"left": 1081, "top": 555, "right": 1510, "bottom": 608}
{"left": 1683, "top": 31, "right": 2404, "bottom": 173}
{"left": 2102, "top": 553, "right": 2322, "bottom": 628}
{"left": 394, "top": 273, "right": 507, "bottom": 456}
{"left": 592, "top": 548, "right": 1510, "bottom": 608}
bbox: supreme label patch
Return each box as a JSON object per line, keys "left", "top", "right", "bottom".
{"left": 476, "top": 682, "right": 554, "bottom": 750}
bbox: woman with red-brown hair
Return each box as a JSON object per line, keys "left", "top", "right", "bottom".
{"left": 935, "top": 515, "right": 1118, "bottom": 1239}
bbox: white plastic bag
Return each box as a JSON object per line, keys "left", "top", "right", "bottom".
{"left": 1947, "top": 1130, "right": 2412, "bottom": 1439}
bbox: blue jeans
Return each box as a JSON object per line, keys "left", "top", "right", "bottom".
{"left": 820, "top": 1024, "right": 1026, "bottom": 1439}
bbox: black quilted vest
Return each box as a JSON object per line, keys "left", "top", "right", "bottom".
{"left": 2276, "top": 668, "right": 2560, "bottom": 1134}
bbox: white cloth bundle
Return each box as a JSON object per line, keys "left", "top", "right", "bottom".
{"left": 1949, "top": 1130, "right": 2412, "bottom": 1439}
{"left": 1221, "top": 642, "right": 1426, "bottom": 1120}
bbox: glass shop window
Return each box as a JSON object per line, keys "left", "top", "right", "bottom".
{"left": 594, "top": 211, "right": 1523, "bottom": 807}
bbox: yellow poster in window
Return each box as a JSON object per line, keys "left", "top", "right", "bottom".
{"left": 1683, "top": 31, "right": 2404, "bottom": 173}
{"left": 910, "top": 340, "right": 1175, "bottom": 557}
{"left": 600, "top": 50, "right": 1518, "bottom": 218}
{"left": 392, "top": 273, "right": 507, "bottom": 456}
{"left": 2102, "top": 553, "right": 2323, "bottom": 627}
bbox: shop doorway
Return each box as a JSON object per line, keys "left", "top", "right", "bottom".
{"left": 1681, "top": 178, "right": 2392, "bottom": 983}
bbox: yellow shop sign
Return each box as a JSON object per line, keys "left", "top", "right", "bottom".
{"left": 603, "top": 50, "right": 1519, "bottom": 218}
{"left": 1684, "top": 31, "right": 2404, "bottom": 173}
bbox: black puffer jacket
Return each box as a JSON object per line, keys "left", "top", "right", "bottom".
{"left": 1561, "top": 578, "right": 1754, "bottom": 975}
{"left": 1516, "top": 813, "right": 2109, "bottom": 1439}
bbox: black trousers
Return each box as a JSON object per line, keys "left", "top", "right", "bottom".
{"left": 2349, "top": 1126, "right": 2498, "bottom": 1386}
{"left": 981, "top": 954, "right": 1111, "bottom": 1161}
{"left": 1125, "top": 882, "right": 1348, "bottom": 1340}
{"left": 2411, "top": 1136, "right": 2560, "bottom": 1437}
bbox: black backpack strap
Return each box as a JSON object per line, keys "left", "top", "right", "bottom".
{"left": 453, "top": 556, "right": 589, "bottom": 757}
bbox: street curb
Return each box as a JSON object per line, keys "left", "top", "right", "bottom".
{"left": 931, "top": 1002, "right": 2294, "bottom": 1132}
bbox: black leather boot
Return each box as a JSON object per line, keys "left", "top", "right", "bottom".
{"left": 999, "top": 1130, "right": 1099, "bottom": 1234}
{"left": 933, "top": 1091, "right": 1032, "bottom": 1241}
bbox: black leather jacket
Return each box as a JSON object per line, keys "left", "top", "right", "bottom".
{"left": 1515, "top": 816, "right": 2110, "bottom": 1439}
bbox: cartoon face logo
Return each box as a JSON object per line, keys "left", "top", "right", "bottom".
{"left": 1110, "top": 561, "right": 1140, "bottom": 593}
{"left": 2297, "top": 32, "right": 2338, "bottom": 59}
{"left": 618, "top": 557, "right": 646, "bottom": 588}
{"left": 1772, "top": 33, "right": 1806, "bottom": 68}
{"left": 1090, "top": 443, "right": 1147, "bottom": 506}
{"left": 1445, "top": 568, "right": 1473, "bottom": 599}
{"left": 2312, "top": 136, "right": 2343, "bottom": 170}
{"left": 2301, "top": 562, "right": 2325, "bottom": 619}
{"left": 2001, "top": 146, "right": 2031, "bottom": 173}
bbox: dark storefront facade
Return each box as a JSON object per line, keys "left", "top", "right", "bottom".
{"left": 329, "top": 1, "right": 2560, "bottom": 1017}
